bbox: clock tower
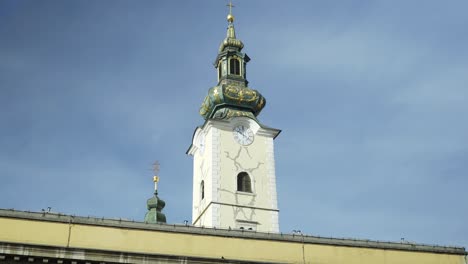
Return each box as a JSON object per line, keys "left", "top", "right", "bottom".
{"left": 187, "top": 6, "right": 280, "bottom": 233}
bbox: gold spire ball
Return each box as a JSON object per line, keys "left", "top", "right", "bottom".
{"left": 227, "top": 13, "right": 235, "bottom": 23}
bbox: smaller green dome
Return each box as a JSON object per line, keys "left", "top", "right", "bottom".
{"left": 144, "top": 191, "right": 166, "bottom": 224}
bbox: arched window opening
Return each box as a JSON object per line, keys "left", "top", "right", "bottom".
{"left": 218, "top": 63, "right": 222, "bottom": 80}
{"left": 237, "top": 172, "right": 252, "bottom": 193}
{"left": 200, "top": 180, "right": 205, "bottom": 200}
{"left": 243, "top": 62, "right": 247, "bottom": 79}
{"left": 229, "top": 58, "right": 240, "bottom": 75}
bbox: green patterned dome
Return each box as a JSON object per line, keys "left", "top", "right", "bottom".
{"left": 199, "top": 83, "right": 266, "bottom": 120}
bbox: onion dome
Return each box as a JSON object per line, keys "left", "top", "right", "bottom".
{"left": 144, "top": 190, "right": 166, "bottom": 224}
{"left": 200, "top": 84, "right": 265, "bottom": 120}
{"left": 219, "top": 23, "right": 244, "bottom": 53}
{"left": 199, "top": 7, "right": 266, "bottom": 121}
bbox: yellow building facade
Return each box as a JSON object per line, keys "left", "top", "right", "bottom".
{"left": 0, "top": 209, "right": 466, "bottom": 263}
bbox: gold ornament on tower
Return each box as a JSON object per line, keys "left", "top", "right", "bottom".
{"left": 227, "top": 1, "right": 235, "bottom": 23}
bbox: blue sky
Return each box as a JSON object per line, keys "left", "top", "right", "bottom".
{"left": 1, "top": 0, "right": 467, "bottom": 248}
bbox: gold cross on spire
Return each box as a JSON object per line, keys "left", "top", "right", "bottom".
{"left": 227, "top": 0, "right": 235, "bottom": 23}
{"left": 227, "top": 0, "right": 234, "bottom": 15}
{"left": 152, "top": 160, "right": 160, "bottom": 176}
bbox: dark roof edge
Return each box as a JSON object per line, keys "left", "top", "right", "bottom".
{"left": 0, "top": 209, "right": 465, "bottom": 255}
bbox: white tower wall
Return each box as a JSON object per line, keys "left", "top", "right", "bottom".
{"left": 189, "top": 117, "right": 280, "bottom": 232}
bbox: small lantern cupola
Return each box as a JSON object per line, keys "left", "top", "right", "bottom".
{"left": 215, "top": 9, "right": 250, "bottom": 86}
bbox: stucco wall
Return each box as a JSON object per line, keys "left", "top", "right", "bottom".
{"left": 190, "top": 118, "right": 280, "bottom": 232}
{"left": 0, "top": 216, "right": 465, "bottom": 264}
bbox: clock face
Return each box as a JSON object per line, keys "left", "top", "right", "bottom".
{"left": 233, "top": 125, "right": 254, "bottom": 146}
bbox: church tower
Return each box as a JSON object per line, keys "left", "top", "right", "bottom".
{"left": 187, "top": 4, "right": 280, "bottom": 233}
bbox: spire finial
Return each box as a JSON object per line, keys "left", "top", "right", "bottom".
{"left": 227, "top": 0, "right": 235, "bottom": 23}
{"left": 152, "top": 160, "right": 160, "bottom": 191}
{"left": 153, "top": 176, "right": 159, "bottom": 191}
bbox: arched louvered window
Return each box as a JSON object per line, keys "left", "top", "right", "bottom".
{"left": 237, "top": 172, "right": 252, "bottom": 193}
{"left": 229, "top": 58, "right": 240, "bottom": 75}
{"left": 218, "top": 63, "right": 222, "bottom": 80}
{"left": 201, "top": 180, "right": 205, "bottom": 200}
